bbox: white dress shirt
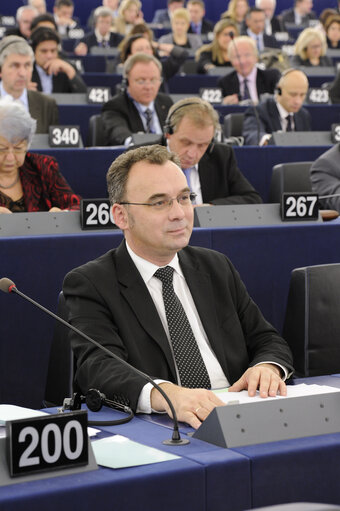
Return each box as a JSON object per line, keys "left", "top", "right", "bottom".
{"left": 0, "top": 82, "right": 29, "bottom": 110}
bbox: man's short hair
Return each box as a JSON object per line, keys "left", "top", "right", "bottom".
{"left": 31, "top": 26, "right": 60, "bottom": 52}
{"left": 0, "top": 36, "right": 33, "bottom": 69}
{"left": 187, "top": 0, "right": 205, "bottom": 8}
{"left": 246, "top": 6, "right": 265, "bottom": 19}
{"left": 165, "top": 97, "right": 220, "bottom": 135}
{"left": 94, "top": 6, "right": 114, "bottom": 24}
{"left": 107, "top": 145, "right": 181, "bottom": 204}
{"left": 54, "top": 0, "right": 74, "bottom": 8}
{"left": 228, "top": 35, "right": 258, "bottom": 60}
{"left": 123, "top": 53, "right": 162, "bottom": 79}
{"left": 30, "top": 13, "right": 58, "bottom": 31}
{"left": 16, "top": 5, "right": 38, "bottom": 22}
{"left": 168, "top": 0, "right": 184, "bottom": 5}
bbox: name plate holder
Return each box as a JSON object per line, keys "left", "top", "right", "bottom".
{"left": 0, "top": 411, "right": 98, "bottom": 486}
{"left": 193, "top": 392, "right": 340, "bottom": 448}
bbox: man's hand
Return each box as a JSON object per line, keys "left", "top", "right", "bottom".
{"left": 151, "top": 383, "right": 224, "bottom": 429}
{"left": 44, "top": 59, "right": 76, "bottom": 80}
{"left": 228, "top": 363, "right": 286, "bottom": 398}
{"left": 222, "top": 93, "right": 239, "bottom": 105}
{"left": 74, "top": 42, "right": 88, "bottom": 56}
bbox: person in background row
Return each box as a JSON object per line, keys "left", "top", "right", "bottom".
{"left": 0, "top": 36, "right": 58, "bottom": 134}
{"left": 290, "top": 28, "right": 332, "bottom": 67}
{"left": 118, "top": 33, "right": 188, "bottom": 88}
{"left": 324, "top": 15, "right": 340, "bottom": 49}
{"left": 62, "top": 143, "right": 292, "bottom": 428}
{"left": 328, "top": 68, "right": 340, "bottom": 104}
{"left": 281, "top": 0, "right": 317, "bottom": 29}
{"left": 6, "top": 5, "right": 38, "bottom": 40}
{"left": 152, "top": 0, "right": 185, "bottom": 27}
{"left": 158, "top": 8, "right": 202, "bottom": 51}
{"left": 30, "top": 13, "right": 59, "bottom": 33}
{"left": 255, "top": 0, "right": 283, "bottom": 35}
{"left": 187, "top": 0, "right": 214, "bottom": 37}
{"left": 242, "top": 68, "right": 311, "bottom": 145}
{"left": 53, "top": 0, "right": 81, "bottom": 37}
{"left": 114, "top": 0, "right": 144, "bottom": 36}
{"left": 31, "top": 27, "right": 87, "bottom": 93}
{"left": 28, "top": 0, "right": 47, "bottom": 15}
{"left": 243, "top": 7, "right": 279, "bottom": 50}
{"left": 87, "top": 0, "right": 120, "bottom": 29}
{"left": 221, "top": 0, "right": 249, "bottom": 34}
{"left": 74, "top": 7, "right": 123, "bottom": 56}
{"left": 0, "top": 101, "right": 80, "bottom": 214}
{"left": 195, "top": 18, "right": 239, "bottom": 74}
{"left": 217, "top": 36, "right": 281, "bottom": 105}
{"left": 101, "top": 53, "right": 173, "bottom": 146}
{"left": 310, "top": 143, "right": 340, "bottom": 212}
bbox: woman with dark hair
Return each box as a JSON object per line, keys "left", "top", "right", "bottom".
{"left": 325, "top": 14, "right": 340, "bottom": 49}
{"left": 0, "top": 101, "right": 81, "bottom": 214}
{"left": 196, "top": 18, "right": 239, "bottom": 74}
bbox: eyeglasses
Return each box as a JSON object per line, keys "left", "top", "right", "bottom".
{"left": 133, "top": 78, "right": 163, "bottom": 86}
{"left": 119, "top": 192, "right": 197, "bottom": 211}
{"left": 0, "top": 144, "right": 27, "bottom": 156}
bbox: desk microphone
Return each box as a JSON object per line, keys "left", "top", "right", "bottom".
{"left": 0, "top": 277, "right": 190, "bottom": 446}
{"left": 229, "top": 32, "right": 261, "bottom": 145}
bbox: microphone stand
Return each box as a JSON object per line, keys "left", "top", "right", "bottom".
{"left": 0, "top": 278, "right": 190, "bottom": 446}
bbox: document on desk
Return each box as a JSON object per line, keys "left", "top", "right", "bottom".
{"left": 213, "top": 383, "right": 340, "bottom": 405}
{"left": 92, "top": 435, "right": 180, "bottom": 469}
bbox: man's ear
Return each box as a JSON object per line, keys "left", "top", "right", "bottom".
{"left": 112, "top": 203, "right": 128, "bottom": 230}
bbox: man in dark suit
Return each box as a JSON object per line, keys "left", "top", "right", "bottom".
{"left": 31, "top": 27, "right": 87, "bottom": 93}
{"left": 152, "top": 0, "right": 185, "bottom": 26}
{"left": 0, "top": 36, "right": 58, "bottom": 133}
{"left": 255, "top": 0, "right": 283, "bottom": 35}
{"left": 164, "top": 97, "right": 262, "bottom": 205}
{"left": 310, "top": 144, "right": 340, "bottom": 212}
{"left": 101, "top": 53, "right": 173, "bottom": 145}
{"left": 242, "top": 68, "right": 311, "bottom": 145}
{"left": 243, "top": 7, "right": 280, "bottom": 50}
{"left": 63, "top": 144, "right": 293, "bottom": 428}
{"left": 217, "top": 36, "right": 281, "bottom": 105}
{"left": 5, "top": 5, "right": 38, "bottom": 40}
{"left": 281, "top": 0, "right": 317, "bottom": 28}
{"left": 74, "top": 6, "right": 123, "bottom": 56}
{"left": 187, "top": 0, "right": 214, "bottom": 36}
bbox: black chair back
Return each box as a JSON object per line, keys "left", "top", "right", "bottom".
{"left": 269, "top": 161, "right": 313, "bottom": 203}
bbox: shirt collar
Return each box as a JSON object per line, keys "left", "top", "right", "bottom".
{"left": 276, "top": 99, "right": 291, "bottom": 120}
{"left": 126, "top": 241, "right": 183, "bottom": 285}
{"left": 94, "top": 28, "right": 110, "bottom": 42}
{"left": 0, "top": 82, "right": 28, "bottom": 109}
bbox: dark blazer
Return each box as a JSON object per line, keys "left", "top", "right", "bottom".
{"left": 101, "top": 91, "right": 173, "bottom": 145}
{"left": 196, "top": 50, "right": 232, "bottom": 74}
{"left": 241, "top": 28, "right": 280, "bottom": 49}
{"left": 188, "top": 18, "right": 214, "bottom": 35}
{"left": 281, "top": 8, "right": 317, "bottom": 28}
{"left": 217, "top": 67, "right": 281, "bottom": 99}
{"left": 152, "top": 8, "right": 170, "bottom": 25}
{"left": 63, "top": 241, "right": 293, "bottom": 410}
{"left": 269, "top": 16, "right": 283, "bottom": 33}
{"left": 242, "top": 96, "right": 312, "bottom": 145}
{"left": 329, "top": 69, "right": 340, "bottom": 104}
{"left": 27, "top": 90, "right": 59, "bottom": 134}
{"left": 32, "top": 63, "right": 87, "bottom": 94}
{"left": 290, "top": 55, "right": 333, "bottom": 67}
{"left": 79, "top": 31, "right": 123, "bottom": 51}
{"left": 310, "top": 144, "right": 340, "bottom": 211}
{"left": 0, "top": 152, "right": 81, "bottom": 212}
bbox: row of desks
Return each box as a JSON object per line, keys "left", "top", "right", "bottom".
{"left": 1, "top": 375, "right": 340, "bottom": 510}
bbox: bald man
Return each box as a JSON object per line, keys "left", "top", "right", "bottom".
{"left": 242, "top": 68, "right": 311, "bottom": 145}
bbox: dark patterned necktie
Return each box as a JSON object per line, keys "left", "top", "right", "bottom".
{"left": 154, "top": 266, "right": 211, "bottom": 389}
{"left": 144, "top": 108, "right": 153, "bottom": 133}
{"left": 286, "top": 114, "right": 293, "bottom": 132}
{"left": 243, "top": 79, "right": 251, "bottom": 100}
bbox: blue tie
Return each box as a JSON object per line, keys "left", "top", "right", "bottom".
{"left": 182, "top": 167, "right": 192, "bottom": 189}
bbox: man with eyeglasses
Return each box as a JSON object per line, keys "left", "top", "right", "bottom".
{"left": 101, "top": 53, "right": 173, "bottom": 146}
{"left": 63, "top": 144, "right": 293, "bottom": 429}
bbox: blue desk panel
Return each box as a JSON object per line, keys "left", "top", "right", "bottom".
{"left": 35, "top": 145, "right": 332, "bottom": 203}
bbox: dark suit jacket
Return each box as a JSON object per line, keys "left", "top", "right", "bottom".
{"left": 63, "top": 241, "right": 293, "bottom": 409}
{"left": 270, "top": 16, "right": 283, "bottom": 33}
{"left": 281, "top": 8, "right": 317, "bottom": 28}
{"left": 32, "top": 63, "right": 87, "bottom": 94}
{"left": 80, "top": 31, "right": 123, "bottom": 50}
{"left": 217, "top": 67, "right": 281, "bottom": 99}
{"left": 242, "top": 96, "right": 312, "bottom": 145}
{"left": 101, "top": 91, "right": 173, "bottom": 145}
{"left": 241, "top": 28, "right": 280, "bottom": 49}
{"left": 310, "top": 143, "right": 340, "bottom": 211}
{"left": 27, "top": 90, "right": 59, "bottom": 134}
{"left": 188, "top": 18, "right": 214, "bottom": 35}
{"left": 152, "top": 8, "right": 170, "bottom": 25}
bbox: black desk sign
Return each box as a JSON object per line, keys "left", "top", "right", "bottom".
{"left": 199, "top": 88, "right": 223, "bottom": 104}
{"left": 281, "top": 193, "right": 319, "bottom": 221}
{"left": 49, "top": 126, "right": 81, "bottom": 147}
{"left": 87, "top": 86, "right": 111, "bottom": 104}
{"left": 306, "top": 88, "right": 329, "bottom": 104}
{"left": 6, "top": 410, "right": 88, "bottom": 477}
{"left": 331, "top": 123, "right": 340, "bottom": 143}
{"left": 80, "top": 199, "right": 117, "bottom": 230}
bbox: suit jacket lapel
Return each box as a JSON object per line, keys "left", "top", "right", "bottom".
{"left": 155, "top": 96, "right": 169, "bottom": 126}
{"left": 115, "top": 243, "right": 177, "bottom": 378}
{"left": 268, "top": 99, "right": 282, "bottom": 131}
